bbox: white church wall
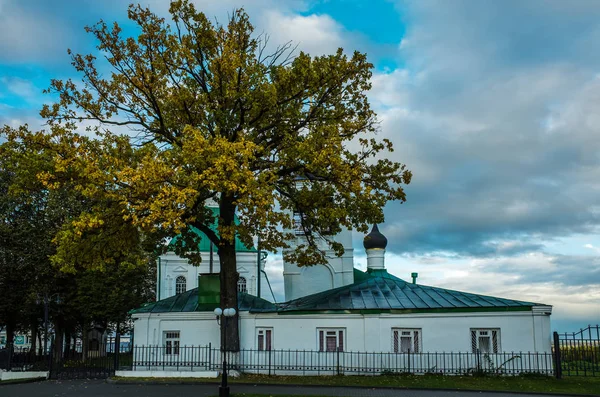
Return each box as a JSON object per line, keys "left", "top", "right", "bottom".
{"left": 132, "top": 308, "right": 551, "bottom": 354}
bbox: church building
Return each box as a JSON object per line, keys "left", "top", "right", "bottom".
{"left": 131, "top": 208, "right": 553, "bottom": 364}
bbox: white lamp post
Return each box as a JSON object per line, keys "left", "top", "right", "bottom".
{"left": 214, "top": 307, "right": 236, "bottom": 397}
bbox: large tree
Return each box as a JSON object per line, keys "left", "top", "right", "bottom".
{"left": 40, "top": 1, "right": 411, "bottom": 350}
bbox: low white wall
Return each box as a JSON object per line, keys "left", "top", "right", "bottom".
{"left": 115, "top": 370, "right": 217, "bottom": 378}
{"left": 0, "top": 371, "right": 48, "bottom": 381}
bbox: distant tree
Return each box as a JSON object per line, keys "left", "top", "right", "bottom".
{"left": 0, "top": 126, "right": 155, "bottom": 355}
{"left": 39, "top": 0, "right": 411, "bottom": 350}
{"left": 0, "top": 134, "right": 59, "bottom": 345}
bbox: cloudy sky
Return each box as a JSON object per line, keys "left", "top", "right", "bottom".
{"left": 1, "top": 0, "right": 599, "bottom": 331}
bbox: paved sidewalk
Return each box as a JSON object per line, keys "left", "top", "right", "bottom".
{"left": 1, "top": 380, "right": 583, "bottom": 397}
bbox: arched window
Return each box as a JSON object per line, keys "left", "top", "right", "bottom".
{"left": 175, "top": 276, "right": 186, "bottom": 294}
{"left": 237, "top": 277, "right": 247, "bottom": 293}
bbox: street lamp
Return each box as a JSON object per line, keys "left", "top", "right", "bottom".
{"left": 214, "top": 307, "right": 236, "bottom": 397}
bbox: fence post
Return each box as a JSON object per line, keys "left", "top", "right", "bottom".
{"left": 113, "top": 329, "right": 120, "bottom": 373}
{"left": 553, "top": 331, "right": 562, "bottom": 379}
{"left": 336, "top": 347, "right": 340, "bottom": 376}
{"left": 268, "top": 347, "right": 272, "bottom": 376}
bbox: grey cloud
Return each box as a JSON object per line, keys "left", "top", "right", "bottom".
{"left": 371, "top": 2, "right": 600, "bottom": 259}
{"left": 481, "top": 254, "right": 600, "bottom": 287}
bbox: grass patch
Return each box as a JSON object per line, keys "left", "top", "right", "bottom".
{"left": 229, "top": 395, "right": 336, "bottom": 397}
{"left": 113, "top": 373, "right": 600, "bottom": 395}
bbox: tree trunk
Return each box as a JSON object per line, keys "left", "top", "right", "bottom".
{"left": 219, "top": 195, "right": 240, "bottom": 351}
{"left": 30, "top": 325, "right": 38, "bottom": 354}
{"left": 53, "top": 324, "right": 64, "bottom": 362}
{"left": 37, "top": 331, "right": 42, "bottom": 355}
{"left": 82, "top": 323, "right": 90, "bottom": 360}
{"left": 6, "top": 322, "right": 15, "bottom": 346}
{"left": 63, "top": 330, "right": 71, "bottom": 357}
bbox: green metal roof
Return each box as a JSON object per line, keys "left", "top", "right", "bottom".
{"left": 131, "top": 268, "right": 546, "bottom": 316}
{"left": 130, "top": 288, "right": 277, "bottom": 314}
{"left": 276, "top": 268, "right": 544, "bottom": 314}
{"left": 169, "top": 207, "right": 257, "bottom": 252}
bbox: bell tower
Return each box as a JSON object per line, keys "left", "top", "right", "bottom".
{"left": 282, "top": 207, "right": 355, "bottom": 301}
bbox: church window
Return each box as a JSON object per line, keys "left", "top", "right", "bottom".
{"left": 317, "top": 328, "right": 345, "bottom": 352}
{"left": 392, "top": 328, "right": 421, "bottom": 353}
{"left": 471, "top": 329, "right": 500, "bottom": 353}
{"left": 257, "top": 328, "right": 272, "bottom": 351}
{"left": 164, "top": 331, "right": 180, "bottom": 355}
{"left": 238, "top": 277, "right": 247, "bottom": 293}
{"left": 293, "top": 212, "right": 305, "bottom": 235}
{"left": 175, "top": 276, "right": 186, "bottom": 294}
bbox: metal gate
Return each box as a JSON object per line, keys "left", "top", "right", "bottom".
{"left": 49, "top": 343, "right": 132, "bottom": 379}
{"left": 2, "top": 342, "right": 132, "bottom": 379}
{"left": 553, "top": 324, "right": 600, "bottom": 377}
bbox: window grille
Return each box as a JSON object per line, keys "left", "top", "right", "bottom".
{"left": 257, "top": 328, "right": 272, "bottom": 351}
{"left": 238, "top": 277, "right": 247, "bottom": 293}
{"left": 471, "top": 329, "right": 500, "bottom": 353}
{"left": 175, "top": 276, "right": 186, "bottom": 294}
{"left": 392, "top": 329, "right": 421, "bottom": 353}
{"left": 164, "top": 331, "right": 180, "bottom": 355}
{"left": 317, "top": 328, "right": 345, "bottom": 352}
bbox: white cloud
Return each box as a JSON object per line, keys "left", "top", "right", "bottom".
{"left": 260, "top": 11, "right": 346, "bottom": 55}
{"left": 584, "top": 244, "right": 600, "bottom": 254}
{"left": 1, "top": 77, "right": 38, "bottom": 102}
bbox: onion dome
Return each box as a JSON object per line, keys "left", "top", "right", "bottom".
{"left": 363, "top": 224, "right": 388, "bottom": 250}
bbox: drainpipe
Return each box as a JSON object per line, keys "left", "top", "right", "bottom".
{"left": 256, "top": 236, "right": 261, "bottom": 298}
{"left": 261, "top": 268, "right": 277, "bottom": 304}
{"left": 157, "top": 257, "right": 162, "bottom": 300}
{"left": 209, "top": 242, "right": 214, "bottom": 274}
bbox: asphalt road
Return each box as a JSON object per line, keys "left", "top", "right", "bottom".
{"left": 0, "top": 380, "right": 579, "bottom": 397}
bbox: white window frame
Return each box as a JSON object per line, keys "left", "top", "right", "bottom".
{"left": 256, "top": 327, "right": 273, "bottom": 351}
{"left": 392, "top": 328, "right": 421, "bottom": 353}
{"left": 163, "top": 331, "right": 180, "bottom": 355}
{"left": 317, "top": 328, "right": 345, "bottom": 352}
{"left": 471, "top": 328, "right": 500, "bottom": 353}
{"left": 238, "top": 276, "right": 247, "bottom": 293}
{"left": 175, "top": 276, "right": 186, "bottom": 294}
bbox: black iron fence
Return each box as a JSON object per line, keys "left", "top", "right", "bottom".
{"left": 0, "top": 346, "right": 49, "bottom": 371}
{"left": 3, "top": 326, "right": 598, "bottom": 379}
{"left": 130, "top": 345, "right": 556, "bottom": 376}
{"left": 554, "top": 325, "right": 600, "bottom": 377}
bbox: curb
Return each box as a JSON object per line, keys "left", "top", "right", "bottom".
{"left": 106, "top": 378, "right": 600, "bottom": 397}
{"left": 0, "top": 377, "right": 47, "bottom": 386}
